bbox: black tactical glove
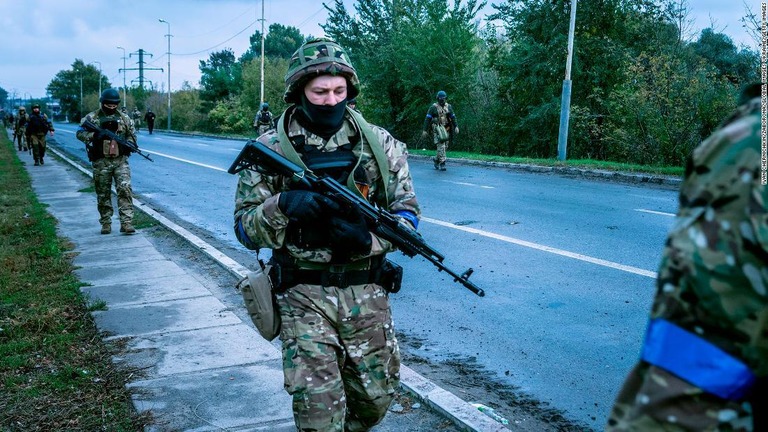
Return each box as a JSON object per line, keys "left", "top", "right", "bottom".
{"left": 329, "top": 206, "right": 372, "bottom": 258}
{"left": 91, "top": 130, "right": 107, "bottom": 143}
{"left": 278, "top": 190, "right": 338, "bottom": 223}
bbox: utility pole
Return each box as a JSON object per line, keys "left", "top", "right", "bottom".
{"left": 117, "top": 46, "right": 127, "bottom": 108}
{"left": 259, "top": 0, "right": 265, "bottom": 104}
{"left": 127, "top": 49, "right": 162, "bottom": 90}
{"left": 159, "top": 19, "right": 172, "bottom": 130}
{"left": 91, "top": 61, "right": 102, "bottom": 96}
{"left": 556, "top": 0, "right": 578, "bottom": 161}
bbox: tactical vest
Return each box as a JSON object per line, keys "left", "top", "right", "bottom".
{"left": 26, "top": 113, "right": 49, "bottom": 134}
{"left": 433, "top": 103, "right": 451, "bottom": 127}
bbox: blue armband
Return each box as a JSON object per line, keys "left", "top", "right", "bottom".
{"left": 641, "top": 318, "right": 756, "bottom": 400}
{"left": 394, "top": 210, "right": 419, "bottom": 229}
{"left": 235, "top": 216, "right": 258, "bottom": 250}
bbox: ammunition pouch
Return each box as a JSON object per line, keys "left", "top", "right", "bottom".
{"left": 435, "top": 124, "right": 449, "bottom": 143}
{"left": 236, "top": 261, "right": 281, "bottom": 341}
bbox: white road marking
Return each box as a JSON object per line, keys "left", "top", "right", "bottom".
{"left": 143, "top": 150, "right": 227, "bottom": 172}
{"left": 422, "top": 217, "right": 657, "bottom": 278}
{"left": 444, "top": 180, "right": 494, "bottom": 189}
{"left": 635, "top": 208, "right": 675, "bottom": 217}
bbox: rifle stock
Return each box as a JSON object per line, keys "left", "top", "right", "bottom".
{"left": 229, "top": 140, "right": 485, "bottom": 297}
{"left": 81, "top": 119, "right": 153, "bottom": 162}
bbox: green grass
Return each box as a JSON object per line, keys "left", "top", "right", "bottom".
{"left": 407, "top": 148, "right": 685, "bottom": 177}
{"left": 0, "top": 135, "right": 149, "bottom": 431}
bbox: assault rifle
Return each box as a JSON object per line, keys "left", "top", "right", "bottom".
{"left": 228, "top": 141, "right": 485, "bottom": 297}
{"left": 81, "top": 119, "right": 153, "bottom": 162}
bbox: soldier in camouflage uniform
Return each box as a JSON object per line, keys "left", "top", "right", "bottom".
{"left": 253, "top": 102, "right": 275, "bottom": 136}
{"left": 25, "top": 104, "right": 55, "bottom": 166}
{"left": 421, "top": 90, "right": 458, "bottom": 171}
{"left": 606, "top": 83, "right": 767, "bottom": 431}
{"left": 14, "top": 106, "right": 29, "bottom": 152}
{"left": 233, "top": 38, "right": 421, "bottom": 432}
{"left": 76, "top": 88, "right": 138, "bottom": 235}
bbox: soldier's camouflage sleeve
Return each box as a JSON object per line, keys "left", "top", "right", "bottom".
{"left": 607, "top": 94, "right": 767, "bottom": 431}
{"left": 233, "top": 133, "right": 291, "bottom": 251}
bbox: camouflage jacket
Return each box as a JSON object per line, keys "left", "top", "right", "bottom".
{"left": 76, "top": 109, "right": 137, "bottom": 158}
{"left": 234, "top": 107, "right": 421, "bottom": 265}
{"left": 423, "top": 102, "right": 457, "bottom": 133}
{"left": 607, "top": 92, "right": 767, "bottom": 431}
{"left": 652, "top": 94, "right": 766, "bottom": 375}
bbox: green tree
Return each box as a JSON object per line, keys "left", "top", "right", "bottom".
{"left": 690, "top": 28, "right": 759, "bottom": 85}
{"left": 46, "top": 60, "right": 110, "bottom": 121}
{"left": 323, "top": 0, "right": 485, "bottom": 143}
{"left": 199, "top": 49, "right": 242, "bottom": 110}
{"left": 0, "top": 86, "right": 8, "bottom": 110}
{"left": 240, "top": 23, "right": 307, "bottom": 62}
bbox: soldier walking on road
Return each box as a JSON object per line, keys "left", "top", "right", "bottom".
{"left": 421, "top": 90, "right": 458, "bottom": 171}
{"left": 25, "top": 104, "right": 54, "bottom": 166}
{"left": 75, "top": 88, "right": 138, "bottom": 235}
{"left": 233, "top": 38, "right": 421, "bottom": 432}
{"left": 132, "top": 108, "right": 142, "bottom": 131}
{"left": 14, "top": 106, "right": 29, "bottom": 152}
{"left": 144, "top": 109, "right": 156, "bottom": 134}
{"left": 252, "top": 102, "right": 274, "bottom": 136}
{"left": 606, "top": 83, "right": 767, "bottom": 431}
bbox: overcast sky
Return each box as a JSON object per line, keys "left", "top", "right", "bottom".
{"left": 0, "top": 0, "right": 759, "bottom": 101}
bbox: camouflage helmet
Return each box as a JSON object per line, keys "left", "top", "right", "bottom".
{"left": 32, "top": 104, "right": 40, "bottom": 109}
{"left": 436, "top": 90, "right": 447, "bottom": 99}
{"left": 283, "top": 37, "right": 359, "bottom": 104}
{"left": 18, "top": 106, "right": 26, "bottom": 112}
{"left": 99, "top": 88, "right": 121, "bottom": 104}
{"left": 261, "top": 102, "right": 269, "bottom": 110}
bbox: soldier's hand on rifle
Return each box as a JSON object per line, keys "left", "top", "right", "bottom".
{"left": 278, "top": 190, "right": 338, "bottom": 223}
{"left": 421, "top": 130, "right": 428, "bottom": 139}
{"left": 329, "top": 206, "right": 372, "bottom": 256}
{"left": 91, "top": 130, "right": 106, "bottom": 143}
{"left": 454, "top": 127, "right": 459, "bottom": 135}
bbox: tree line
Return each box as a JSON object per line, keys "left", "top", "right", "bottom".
{"left": 20, "top": 0, "right": 760, "bottom": 167}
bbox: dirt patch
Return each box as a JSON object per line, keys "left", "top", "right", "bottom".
{"left": 398, "top": 333, "right": 595, "bottom": 431}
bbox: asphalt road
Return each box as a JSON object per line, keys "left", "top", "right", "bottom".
{"left": 51, "top": 123, "right": 679, "bottom": 430}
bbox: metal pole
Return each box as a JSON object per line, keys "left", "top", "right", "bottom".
{"left": 260, "top": 0, "right": 265, "bottom": 104}
{"left": 79, "top": 75, "right": 83, "bottom": 117}
{"left": 557, "top": 0, "right": 578, "bottom": 161}
{"left": 92, "top": 61, "right": 102, "bottom": 96}
{"left": 159, "top": 19, "right": 171, "bottom": 131}
{"left": 117, "top": 46, "right": 127, "bottom": 108}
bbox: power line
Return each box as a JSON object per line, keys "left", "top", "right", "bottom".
{"left": 173, "top": 20, "right": 257, "bottom": 56}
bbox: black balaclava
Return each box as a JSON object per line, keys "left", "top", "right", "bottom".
{"left": 297, "top": 93, "right": 348, "bottom": 141}
{"left": 102, "top": 104, "right": 118, "bottom": 116}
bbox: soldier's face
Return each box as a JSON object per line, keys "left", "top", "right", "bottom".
{"left": 304, "top": 75, "right": 347, "bottom": 106}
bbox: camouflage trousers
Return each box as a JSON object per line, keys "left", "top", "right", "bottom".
{"left": 432, "top": 134, "right": 448, "bottom": 164}
{"left": 15, "top": 131, "right": 26, "bottom": 151}
{"left": 92, "top": 156, "right": 134, "bottom": 225}
{"left": 28, "top": 134, "right": 47, "bottom": 162}
{"left": 276, "top": 283, "right": 400, "bottom": 432}
{"left": 606, "top": 362, "right": 756, "bottom": 431}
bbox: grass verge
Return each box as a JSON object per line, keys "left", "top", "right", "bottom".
{"left": 0, "top": 133, "right": 149, "bottom": 431}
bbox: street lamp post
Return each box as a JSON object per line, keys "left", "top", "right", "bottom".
{"left": 91, "top": 61, "right": 102, "bottom": 96}
{"left": 159, "top": 18, "right": 171, "bottom": 131}
{"left": 117, "top": 46, "right": 127, "bottom": 108}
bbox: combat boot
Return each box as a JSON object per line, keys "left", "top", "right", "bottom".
{"left": 39, "top": 157, "right": 44, "bottom": 165}
{"left": 34, "top": 160, "right": 40, "bottom": 166}
{"left": 433, "top": 158, "right": 440, "bottom": 170}
{"left": 101, "top": 224, "right": 111, "bottom": 234}
{"left": 440, "top": 162, "right": 446, "bottom": 171}
{"left": 120, "top": 223, "right": 136, "bottom": 234}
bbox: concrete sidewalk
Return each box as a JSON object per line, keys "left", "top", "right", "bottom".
{"left": 20, "top": 143, "right": 508, "bottom": 432}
